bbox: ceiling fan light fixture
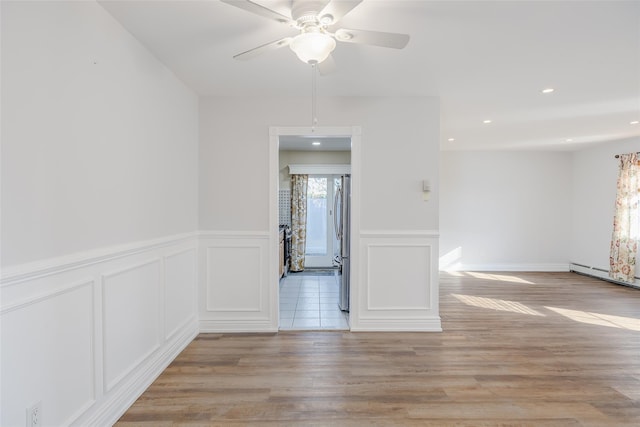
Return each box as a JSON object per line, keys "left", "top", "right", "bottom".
{"left": 290, "top": 32, "right": 336, "bottom": 64}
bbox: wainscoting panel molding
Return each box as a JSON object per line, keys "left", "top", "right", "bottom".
{"left": 367, "top": 244, "right": 432, "bottom": 311}
{"left": 164, "top": 248, "right": 198, "bottom": 340}
{"left": 0, "top": 280, "right": 95, "bottom": 426}
{"left": 199, "top": 231, "right": 274, "bottom": 332}
{"left": 352, "top": 230, "right": 441, "bottom": 332}
{"left": 102, "top": 259, "right": 162, "bottom": 393}
{"left": 205, "top": 246, "right": 262, "bottom": 312}
{"left": 0, "top": 233, "right": 198, "bottom": 427}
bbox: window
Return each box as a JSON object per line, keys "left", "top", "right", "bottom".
{"left": 305, "top": 177, "right": 328, "bottom": 256}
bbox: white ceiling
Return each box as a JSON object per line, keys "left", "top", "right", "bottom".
{"left": 99, "top": 0, "right": 640, "bottom": 151}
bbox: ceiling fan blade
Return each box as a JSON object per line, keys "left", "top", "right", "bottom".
{"left": 233, "top": 37, "right": 293, "bottom": 61}
{"left": 220, "top": 0, "right": 292, "bottom": 24}
{"left": 335, "top": 28, "right": 410, "bottom": 49}
{"left": 318, "top": 0, "right": 363, "bottom": 25}
{"left": 318, "top": 54, "right": 336, "bottom": 75}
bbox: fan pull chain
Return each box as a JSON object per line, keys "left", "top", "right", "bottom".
{"left": 311, "top": 62, "right": 318, "bottom": 131}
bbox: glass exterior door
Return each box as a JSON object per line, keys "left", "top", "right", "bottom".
{"left": 304, "top": 176, "right": 335, "bottom": 267}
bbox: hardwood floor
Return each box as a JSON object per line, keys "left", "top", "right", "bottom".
{"left": 117, "top": 272, "right": 640, "bottom": 426}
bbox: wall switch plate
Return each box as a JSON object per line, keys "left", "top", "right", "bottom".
{"left": 26, "top": 401, "right": 42, "bottom": 427}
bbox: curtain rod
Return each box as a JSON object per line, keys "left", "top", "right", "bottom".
{"left": 614, "top": 152, "right": 640, "bottom": 158}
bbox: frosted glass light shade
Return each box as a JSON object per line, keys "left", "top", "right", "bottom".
{"left": 290, "top": 32, "right": 336, "bottom": 64}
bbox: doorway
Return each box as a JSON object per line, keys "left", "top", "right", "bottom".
{"left": 271, "top": 127, "right": 359, "bottom": 330}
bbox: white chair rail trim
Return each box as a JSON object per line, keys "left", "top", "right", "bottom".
{"left": 1, "top": 231, "right": 199, "bottom": 287}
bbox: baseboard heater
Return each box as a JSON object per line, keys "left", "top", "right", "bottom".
{"left": 570, "top": 262, "right": 640, "bottom": 290}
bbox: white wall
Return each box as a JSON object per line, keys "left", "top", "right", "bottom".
{"left": 200, "top": 96, "right": 439, "bottom": 231}
{"left": 1, "top": 0, "right": 198, "bottom": 268}
{"left": 279, "top": 150, "right": 351, "bottom": 190}
{"left": 1, "top": 2, "right": 199, "bottom": 425}
{"left": 199, "top": 96, "right": 441, "bottom": 331}
{"left": 571, "top": 137, "right": 640, "bottom": 281}
{"left": 440, "top": 151, "right": 572, "bottom": 271}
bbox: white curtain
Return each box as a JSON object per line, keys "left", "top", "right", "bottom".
{"left": 609, "top": 152, "right": 639, "bottom": 283}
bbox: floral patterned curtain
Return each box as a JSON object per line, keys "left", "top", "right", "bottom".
{"left": 290, "top": 174, "right": 308, "bottom": 272}
{"left": 609, "top": 152, "right": 639, "bottom": 283}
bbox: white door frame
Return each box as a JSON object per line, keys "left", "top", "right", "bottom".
{"left": 269, "top": 126, "right": 361, "bottom": 330}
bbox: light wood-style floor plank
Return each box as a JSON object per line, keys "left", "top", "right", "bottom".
{"left": 117, "top": 272, "right": 640, "bottom": 426}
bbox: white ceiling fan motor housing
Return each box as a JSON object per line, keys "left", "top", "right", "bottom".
{"left": 291, "top": 0, "right": 326, "bottom": 24}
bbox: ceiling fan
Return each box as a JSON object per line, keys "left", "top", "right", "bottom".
{"left": 220, "top": 0, "right": 410, "bottom": 73}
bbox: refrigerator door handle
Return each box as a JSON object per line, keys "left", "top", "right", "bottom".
{"left": 334, "top": 186, "right": 342, "bottom": 241}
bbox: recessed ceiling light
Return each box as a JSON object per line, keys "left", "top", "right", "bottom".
{"left": 565, "top": 138, "right": 573, "bottom": 142}
{"left": 483, "top": 120, "right": 492, "bottom": 124}
{"left": 631, "top": 120, "right": 639, "bottom": 125}
{"left": 542, "top": 88, "right": 555, "bottom": 94}
{"left": 312, "top": 141, "right": 321, "bottom": 146}
{"left": 447, "top": 138, "right": 455, "bottom": 142}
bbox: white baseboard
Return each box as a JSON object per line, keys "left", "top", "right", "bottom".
{"left": 199, "top": 319, "right": 277, "bottom": 333}
{"left": 440, "top": 263, "right": 570, "bottom": 272}
{"left": 351, "top": 317, "right": 442, "bottom": 332}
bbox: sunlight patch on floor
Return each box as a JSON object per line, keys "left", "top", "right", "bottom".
{"left": 452, "top": 293, "right": 545, "bottom": 316}
{"left": 545, "top": 306, "right": 640, "bottom": 331}
{"left": 465, "top": 272, "right": 534, "bottom": 284}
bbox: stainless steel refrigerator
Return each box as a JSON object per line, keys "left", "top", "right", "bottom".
{"left": 334, "top": 174, "right": 351, "bottom": 312}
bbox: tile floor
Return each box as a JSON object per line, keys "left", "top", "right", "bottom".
{"left": 279, "top": 271, "right": 349, "bottom": 330}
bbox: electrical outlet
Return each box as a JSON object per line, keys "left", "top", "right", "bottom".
{"left": 26, "top": 401, "right": 42, "bottom": 427}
